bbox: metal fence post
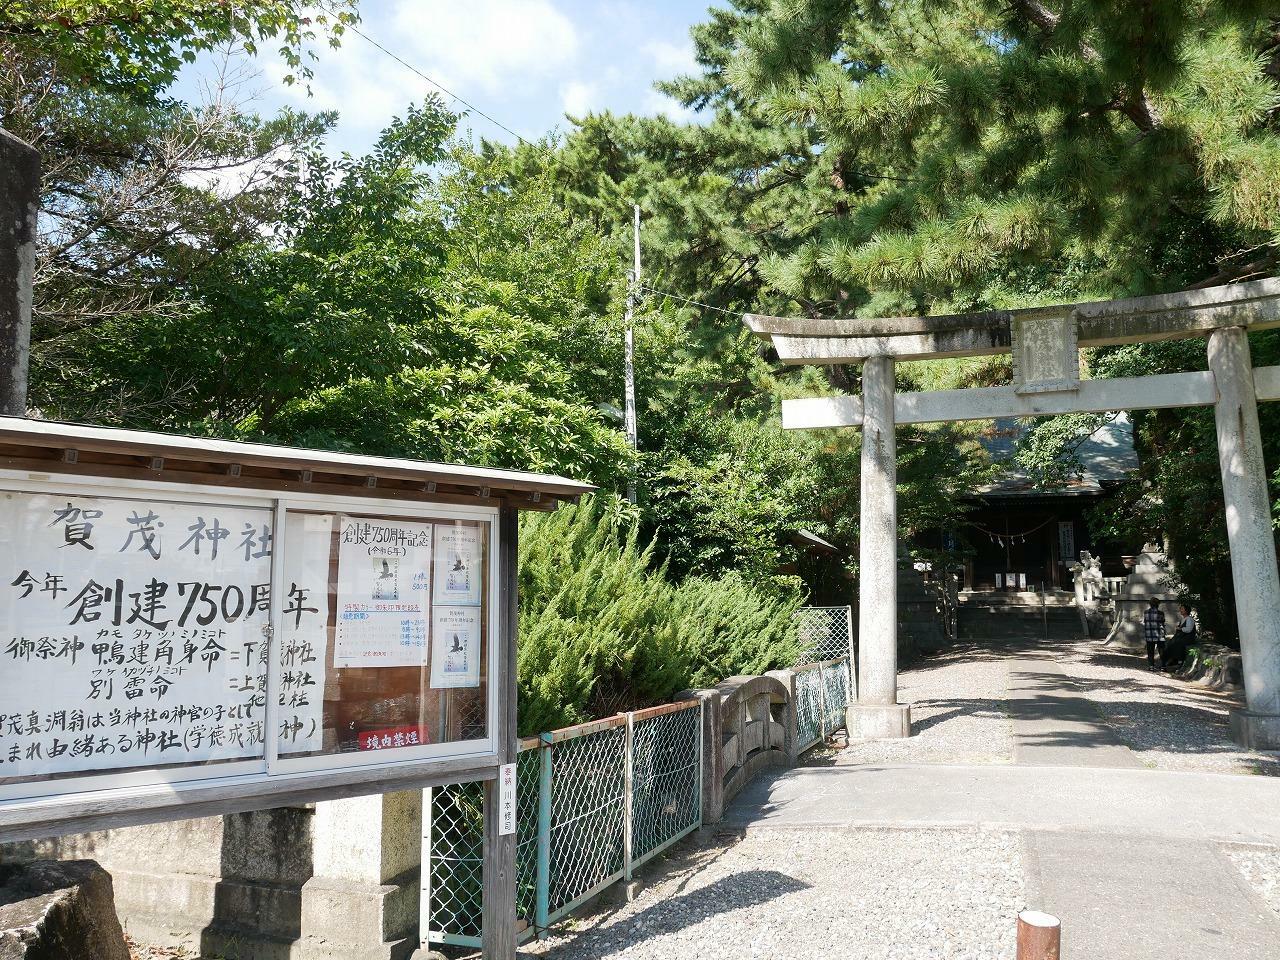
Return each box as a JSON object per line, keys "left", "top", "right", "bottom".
{"left": 623, "top": 711, "right": 635, "bottom": 881}
{"left": 816, "top": 666, "right": 829, "bottom": 742}
{"left": 844, "top": 603, "right": 857, "bottom": 699}
{"left": 534, "top": 733, "right": 553, "bottom": 939}
{"left": 696, "top": 699, "right": 705, "bottom": 828}
{"left": 419, "top": 786, "right": 434, "bottom": 952}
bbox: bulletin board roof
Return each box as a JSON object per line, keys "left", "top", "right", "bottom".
{"left": 0, "top": 416, "right": 593, "bottom": 508}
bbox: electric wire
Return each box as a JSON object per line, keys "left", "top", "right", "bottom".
{"left": 347, "top": 25, "right": 761, "bottom": 323}
{"left": 635, "top": 283, "right": 744, "bottom": 318}
{"left": 348, "top": 25, "right": 539, "bottom": 149}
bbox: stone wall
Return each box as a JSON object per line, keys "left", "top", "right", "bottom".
{"left": 0, "top": 793, "right": 422, "bottom": 960}
{"left": 897, "top": 565, "right": 950, "bottom": 659}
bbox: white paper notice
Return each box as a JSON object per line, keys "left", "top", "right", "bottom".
{"left": 277, "top": 513, "right": 333, "bottom": 754}
{"left": 0, "top": 490, "right": 280, "bottom": 779}
{"left": 429, "top": 605, "right": 481, "bottom": 688}
{"left": 334, "top": 516, "right": 432, "bottom": 668}
{"left": 433, "top": 524, "right": 482, "bottom": 606}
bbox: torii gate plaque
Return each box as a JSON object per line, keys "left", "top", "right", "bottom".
{"left": 746, "top": 278, "right": 1280, "bottom": 749}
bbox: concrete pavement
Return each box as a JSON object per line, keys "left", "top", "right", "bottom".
{"left": 722, "top": 763, "right": 1280, "bottom": 847}
{"left": 719, "top": 641, "right": 1280, "bottom": 959}
{"left": 1009, "top": 659, "right": 1141, "bottom": 768}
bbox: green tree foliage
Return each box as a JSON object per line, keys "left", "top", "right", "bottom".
{"left": 716, "top": 0, "right": 1280, "bottom": 302}
{"left": 0, "top": 0, "right": 356, "bottom": 93}
{"left": 517, "top": 495, "right": 800, "bottom": 735}
{"left": 40, "top": 106, "right": 633, "bottom": 486}
{"left": 3, "top": 4, "right": 344, "bottom": 402}
{"left": 560, "top": 0, "right": 1278, "bottom": 641}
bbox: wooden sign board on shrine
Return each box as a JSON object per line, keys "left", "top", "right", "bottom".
{"left": 0, "top": 416, "right": 591, "bottom": 958}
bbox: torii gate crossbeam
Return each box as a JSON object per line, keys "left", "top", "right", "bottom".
{"left": 746, "top": 278, "right": 1280, "bottom": 749}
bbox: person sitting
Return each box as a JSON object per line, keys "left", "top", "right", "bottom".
{"left": 1162, "top": 603, "right": 1197, "bottom": 672}
{"left": 1142, "top": 596, "right": 1166, "bottom": 670}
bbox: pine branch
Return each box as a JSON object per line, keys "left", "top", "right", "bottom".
{"left": 1189, "top": 253, "right": 1279, "bottom": 289}
{"left": 1007, "top": 0, "right": 1160, "bottom": 132}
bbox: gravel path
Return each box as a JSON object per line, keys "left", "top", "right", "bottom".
{"left": 1051, "top": 643, "right": 1280, "bottom": 776}
{"left": 827, "top": 644, "right": 1015, "bottom": 767}
{"left": 1226, "top": 844, "right": 1280, "bottom": 918}
{"left": 816, "top": 638, "right": 1278, "bottom": 776}
{"left": 525, "top": 827, "right": 1025, "bottom": 960}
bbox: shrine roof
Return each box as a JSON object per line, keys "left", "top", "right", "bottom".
{"left": 975, "top": 415, "right": 1138, "bottom": 499}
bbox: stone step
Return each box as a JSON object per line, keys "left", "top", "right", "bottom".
{"left": 958, "top": 591, "right": 1078, "bottom": 608}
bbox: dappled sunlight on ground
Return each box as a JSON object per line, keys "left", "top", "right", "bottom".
{"left": 823, "top": 638, "right": 1280, "bottom": 776}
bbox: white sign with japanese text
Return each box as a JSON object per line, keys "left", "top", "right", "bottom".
{"left": 0, "top": 489, "right": 321, "bottom": 780}
{"left": 334, "top": 516, "right": 432, "bottom": 668}
{"left": 429, "top": 605, "right": 481, "bottom": 688}
{"left": 498, "top": 761, "right": 517, "bottom": 836}
{"left": 433, "top": 524, "right": 482, "bottom": 606}
{"left": 277, "top": 513, "right": 333, "bottom": 755}
{"left": 1058, "top": 521, "right": 1076, "bottom": 565}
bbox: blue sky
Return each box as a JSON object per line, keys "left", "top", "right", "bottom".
{"left": 175, "top": 1, "right": 713, "bottom": 156}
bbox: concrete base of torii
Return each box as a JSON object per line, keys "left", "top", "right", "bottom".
{"left": 846, "top": 703, "right": 913, "bottom": 740}
{"left": 1229, "top": 711, "right": 1280, "bottom": 750}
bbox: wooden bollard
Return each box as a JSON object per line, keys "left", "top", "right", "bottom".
{"left": 1016, "top": 910, "right": 1061, "bottom": 960}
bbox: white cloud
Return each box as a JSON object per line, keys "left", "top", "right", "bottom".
{"left": 641, "top": 89, "right": 698, "bottom": 125}
{"left": 263, "top": 42, "right": 437, "bottom": 142}
{"left": 560, "top": 80, "right": 598, "bottom": 116}
{"left": 642, "top": 38, "right": 698, "bottom": 78}
{"left": 393, "top": 0, "right": 579, "bottom": 95}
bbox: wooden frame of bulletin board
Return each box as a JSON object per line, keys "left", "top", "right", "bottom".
{"left": 0, "top": 415, "right": 592, "bottom": 960}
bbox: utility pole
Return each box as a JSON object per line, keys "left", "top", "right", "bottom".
{"left": 624, "top": 204, "right": 640, "bottom": 503}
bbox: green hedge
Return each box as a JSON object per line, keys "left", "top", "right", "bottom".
{"left": 515, "top": 494, "right": 802, "bottom": 735}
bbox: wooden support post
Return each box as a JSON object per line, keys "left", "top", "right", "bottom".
{"left": 1016, "top": 910, "right": 1061, "bottom": 960}
{"left": 482, "top": 505, "right": 519, "bottom": 960}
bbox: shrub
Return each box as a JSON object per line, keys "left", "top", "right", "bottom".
{"left": 516, "top": 494, "right": 801, "bottom": 735}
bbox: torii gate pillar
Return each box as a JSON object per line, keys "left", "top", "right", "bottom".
{"left": 746, "top": 279, "right": 1280, "bottom": 748}
{"left": 1209, "top": 327, "right": 1280, "bottom": 747}
{"left": 848, "top": 354, "right": 912, "bottom": 738}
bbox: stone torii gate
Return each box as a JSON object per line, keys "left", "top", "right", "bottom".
{"left": 745, "top": 278, "right": 1280, "bottom": 749}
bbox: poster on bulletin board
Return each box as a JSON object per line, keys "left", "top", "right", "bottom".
{"left": 429, "top": 605, "right": 481, "bottom": 688}
{"left": 433, "top": 524, "right": 482, "bottom": 606}
{"left": 334, "top": 516, "right": 432, "bottom": 668}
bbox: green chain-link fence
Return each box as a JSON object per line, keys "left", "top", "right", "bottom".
{"left": 424, "top": 655, "right": 853, "bottom": 948}
{"left": 424, "top": 700, "right": 703, "bottom": 947}
{"left": 794, "top": 605, "right": 855, "bottom": 666}
{"left": 793, "top": 657, "right": 852, "bottom": 752}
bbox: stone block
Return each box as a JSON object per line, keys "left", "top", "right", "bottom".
{"left": 220, "top": 808, "right": 315, "bottom": 885}
{"left": 846, "top": 702, "right": 912, "bottom": 739}
{"left": 299, "top": 874, "right": 418, "bottom": 952}
{"left": 0, "top": 859, "right": 128, "bottom": 960}
{"left": 1228, "top": 709, "right": 1280, "bottom": 750}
